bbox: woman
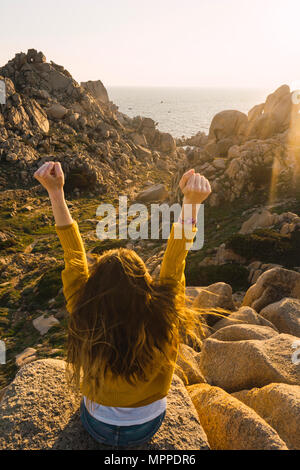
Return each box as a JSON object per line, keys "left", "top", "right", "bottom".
{"left": 34, "top": 162, "right": 211, "bottom": 448}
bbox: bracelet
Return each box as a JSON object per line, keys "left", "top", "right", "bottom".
{"left": 178, "top": 217, "right": 197, "bottom": 225}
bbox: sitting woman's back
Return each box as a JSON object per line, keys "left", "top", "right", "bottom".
{"left": 34, "top": 162, "right": 211, "bottom": 447}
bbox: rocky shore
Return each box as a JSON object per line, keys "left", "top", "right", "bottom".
{"left": 0, "top": 49, "right": 300, "bottom": 450}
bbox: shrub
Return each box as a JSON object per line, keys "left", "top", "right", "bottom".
{"left": 226, "top": 229, "right": 300, "bottom": 267}
{"left": 186, "top": 263, "right": 249, "bottom": 292}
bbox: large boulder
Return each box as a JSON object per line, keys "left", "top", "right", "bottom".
{"left": 209, "top": 324, "right": 278, "bottom": 342}
{"left": 192, "top": 282, "right": 236, "bottom": 327}
{"left": 264, "top": 85, "right": 291, "bottom": 114}
{"left": 248, "top": 103, "right": 264, "bottom": 122}
{"left": 0, "top": 359, "right": 210, "bottom": 450}
{"left": 239, "top": 208, "right": 276, "bottom": 234}
{"left": 233, "top": 383, "right": 300, "bottom": 450}
{"left": 199, "top": 333, "right": 300, "bottom": 392}
{"left": 208, "top": 110, "right": 248, "bottom": 141}
{"left": 242, "top": 267, "right": 300, "bottom": 312}
{"left": 159, "top": 132, "right": 176, "bottom": 153}
{"left": 260, "top": 297, "right": 300, "bottom": 337}
{"left": 23, "top": 99, "right": 49, "bottom": 133}
{"left": 46, "top": 103, "right": 68, "bottom": 120}
{"left": 136, "top": 184, "right": 169, "bottom": 203}
{"left": 213, "top": 306, "right": 278, "bottom": 333}
{"left": 246, "top": 85, "right": 296, "bottom": 139}
{"left": 187, "top": 383, "right": 287, "bottom": 450}
{"left": 175, "top": 344, "right": 206, "bottom": 386}
{"left": 247, "top": 113, "right": 281, "bottom": 140}
{"left": 80, "top": 80, "right": 109, "bottom": 104}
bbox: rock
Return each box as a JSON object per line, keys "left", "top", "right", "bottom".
{"left": 0, "top": 387, "right": 8, "bottom": 403}
{"left": 199, "top": 333, "right": 300, "bottom": 392}
{"left": 15, "top": 347, "right": 37, "bottom": 367}
{"left": 239, "top": 208, "right": 276, "bottom": 234}
{"left": 187, "top": 383, "right": 287, "bottom": 450}
{"left": 242, "top": 267, "right": 300, "bottom": 312}
{"left": 0, "top": 359, "right": 210, "bottom": 450}
{"left": 48, "top": 69, "right": 72, "bottom": 92}
{"left": 185, "top": 286, "right": 204, "bottom": 305}
{"left": 136, "top": 184, "right": 169, "bottom": 203}
{"left": 24, "top": 100, "right": 49, "bottom": 133}
{"left": 130, "top": 132, "right": 148, "bottom": 147}
{"left": 247, "top": 85, "right": 293, "bottom": 138}
{"left": 32, "top": 314, "right": 59, "bottom": 335}
{"left": 264, "top": 84, "right": 291, "bottom": 115}
{"left": 248, "top": 103, "right": 264, "bottom": 122}
{"left": 209, "top": 324, "right": 278, "bottom": 341}
{"left": 27, "top": 49, "right": 46, "bottom": 64}
{"left": 212, "top": 158, "right": 226, "bottom": 170}
{"left": 175, "top": 344, "right": 206, "bottom": 386}
{"left": 192, "top": 282, "right": 236, "bottom": 327}
{"left": 260, "top": 297, "right": 300, "bottom": 337}
{"left": 208, "top": 110, "right": 248, "bottom": 141}
{"left": 213, "top": 306, "right": 279, "bottom": 333}
{"left": 248, "top": 113, "right": 280, "bottom": 139}
{"left": 233, "top": 383, "right": 300, "bottom": 450}
{"left": 159, "top": 132, "right": 176, "bottom": 153}
{"left": 214, "top": 137, "right": 235, "bottom": 158}
{"left": 193, "top": 282, "right": 235, "bottom": 311}
{"left": 135, "top": 145, "right": 152, "bottom": 159}
{"left": 80, "top": 80, "right": 109, "bottom": 104}
{"left": 46, "top": 103, "right": 68, "bottom": 119}
{"left": 215, "top": 243, "right": 246, "bottom": 264}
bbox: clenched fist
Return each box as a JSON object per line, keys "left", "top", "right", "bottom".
{"left": 179, "top": 168, "right": 211, "bottom": 205}
{"left": 34, "top": 161, "right": 64, "bottom": 194}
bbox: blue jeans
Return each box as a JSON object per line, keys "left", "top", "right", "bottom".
{"left": 80, "top": 400, "right": 166, "bottom": 448}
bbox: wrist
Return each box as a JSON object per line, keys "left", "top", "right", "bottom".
{"left": 49, "top": 188, "right": 65, "bottom": 202}
{"left": 182, "top": 197, "right": 202, "bottom": 206}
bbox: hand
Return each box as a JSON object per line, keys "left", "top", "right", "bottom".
{"left": 34, "top": 161, "right": 64, "bottom": 195}
{"left": 179, "top": 168, "right": 211, "bottom": 205}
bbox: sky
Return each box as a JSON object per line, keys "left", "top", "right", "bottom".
{"left": 1, "top": 0, "right": 299, "bottom": 88}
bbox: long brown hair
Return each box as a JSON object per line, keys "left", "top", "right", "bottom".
{"left": 66, "top": 247, "right": 206, "bottom": 397}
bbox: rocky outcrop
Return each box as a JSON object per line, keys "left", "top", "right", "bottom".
{"left": 233, "top": 383, "right": 300, "bottom": 450}
{"left": 171, "top": 85, "right": 300, "bottom": 208}
{"left": 0, "top": 49, "right": 180, "bottom": 196}
{"left": 0, "top": 359, "right": 210, "bottom": 450}
{"left": 187, "top": 383, "right": 287, "bottom": 450}
{"left": 199, "top": 333, "right": 300, "bottom": 392}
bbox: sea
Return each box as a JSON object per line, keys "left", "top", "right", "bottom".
{"left": 108, "top": 87, "right": 269, "bottom": 138}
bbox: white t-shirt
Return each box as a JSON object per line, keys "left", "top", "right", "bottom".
{"left": 83, "top": 396, "right": 167, "bottom": 426}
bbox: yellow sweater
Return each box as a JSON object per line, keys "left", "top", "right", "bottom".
{"left": 55, "top": 221, "right": 197, "bottom": 407}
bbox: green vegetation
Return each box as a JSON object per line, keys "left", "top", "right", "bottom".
{"left": 34, "top": 266, "right": 63, "bottom": 304}
{"left": 91, "top": 238, "right": 127, "bottom": 255}
{"left": 186, "top": 263, "right": 249, "bottom": 292}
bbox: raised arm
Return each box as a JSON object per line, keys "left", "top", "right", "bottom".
{"left": 159, "top": 169, "right": 211, "bottom": 289}
{"left": 34, "top": 162, "right": 89, "bottom": 313}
